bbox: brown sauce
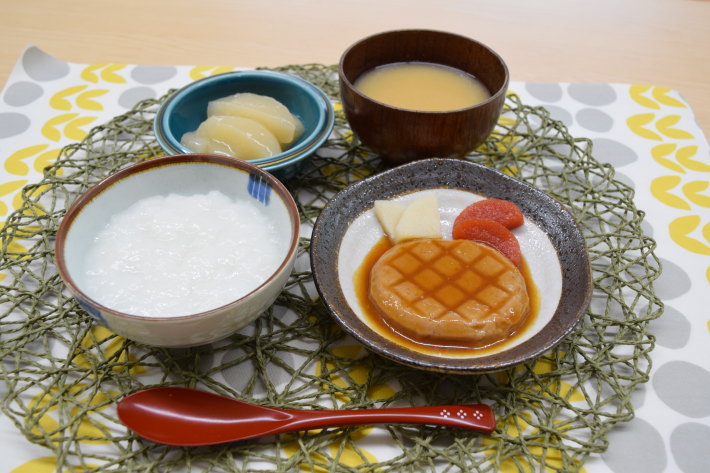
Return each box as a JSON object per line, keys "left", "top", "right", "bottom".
{"left": 354, "top": 237, "right": 540, "bottom": 357}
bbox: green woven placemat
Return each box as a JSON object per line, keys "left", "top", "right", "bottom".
{"left": 0, "top": 64, "right": 662, "bottom": 473}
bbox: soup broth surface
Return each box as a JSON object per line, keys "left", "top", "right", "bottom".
{"left": 354, "top": 61, "right": 491, "bottom": 111}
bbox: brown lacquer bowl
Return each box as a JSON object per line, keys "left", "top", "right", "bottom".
{"left": 338, "top": 29, "right": 509, "bottom": 164}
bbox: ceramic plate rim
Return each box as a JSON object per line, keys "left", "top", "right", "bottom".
{"left": 310, "top": 158, "right": 592, "bottom": 374}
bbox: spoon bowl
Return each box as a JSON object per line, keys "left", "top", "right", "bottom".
{"left": 117, "top": 387, "right": 496, "bottom": 446}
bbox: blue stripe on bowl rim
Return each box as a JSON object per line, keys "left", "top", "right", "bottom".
{"left": 247, "top": 172, "right": 271, "bottom": 205}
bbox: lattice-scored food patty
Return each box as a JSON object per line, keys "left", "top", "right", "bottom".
{"left": 369, "top": 239, "right": 530, "bottom": 346}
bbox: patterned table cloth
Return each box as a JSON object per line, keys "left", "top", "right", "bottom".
{"left": 0, "top": 46, "right": 708, "bottom": 473}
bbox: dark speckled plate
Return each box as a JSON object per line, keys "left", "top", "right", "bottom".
{"left": 310, "top": 158, "right": 591, "bottom": 374}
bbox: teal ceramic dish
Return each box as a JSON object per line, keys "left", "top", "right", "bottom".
{"left": 154, "top": 71, "right": 334, "bottom": 180}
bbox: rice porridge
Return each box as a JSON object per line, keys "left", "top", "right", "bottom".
{"left": 82, "top": 190, "right": 286, "bottom": 317}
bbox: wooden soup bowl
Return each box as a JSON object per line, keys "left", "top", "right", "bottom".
{"left": 339, "top": 29, "right": 509, "bottom": 164}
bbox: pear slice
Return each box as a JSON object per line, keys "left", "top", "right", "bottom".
{"left": 207, "top": 93, "right": 304, "bottom": 145}
{"left": 373, "top": 194, "right": 442, "bottom": 243}
{"left": 182, "top": 115, "right": 281, "bottom": 160}
{"left": 180, "top": 131, "right": 210, "bottom": 153}
{"left": 394, "top": 194, "right": 442, "bottom": 242}
{"left": 374, "top": 200, "right": 406, "bottom": 240}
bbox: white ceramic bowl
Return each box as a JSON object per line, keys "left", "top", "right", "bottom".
{"left": 55, "top": 154, "right": 300, "bottom": 347}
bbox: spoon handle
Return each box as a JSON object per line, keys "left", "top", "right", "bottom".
{"left": 276, "top": 404, "right": 496, "bottom": 434}
{"left": 117, "top": 387, "right": 496, "bottom": 445}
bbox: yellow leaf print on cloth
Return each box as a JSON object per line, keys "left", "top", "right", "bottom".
{"left": 669, "top": 216, "right": 710, "bottom": 255}
{"left": 480, "top": 115, "right": 537, "bottom": 168}
{"left": 5, "top": 144, "right": 46, "bottom": 175}
{"left": 27, "top": 384, "right": 121, "bottom": 446}
{"left": 498, "top": 354, "right": 586, "bottom": 404}
{"left": 50, "top": 85, "right": 108, "bottom": 111}
{"left": 656, "top": 115, "right": 694, "bottom": 140}
{"left": 0, "top": 179, "right": 28, "bottom": 216}
{"left": 12, "top": 183, "right": 51, "bottom": 221}
{"left": 652, "top": 87, "right": 687, "bottom": 108}
{"left": 652, "top": 144, "right": 688, "bottom": 174}
{"left": 630, "top": 85, "right": 686, "bottom": 110}
{"left": 282, "top": 444, "right": 329, "bottom": 473}
{"left": 75, "top": 88, "right": 109, "bottom": 110}
{"left": 50, "top": 85, "right": 84, "bottom": 110}
{"left": 650, "top": 176, "right": 693, "bottom": 210}
{"left": 483, "top": 412, "right": 587, "bottom": 473}
{"left": 284, "top": 344, "right": 400, "bottom": 470}
{"left": 72, "top": 326, "right": 146, "bottom": 376}
{"left": 189, "top": 66, "right": 236, "bottom": 81}
{"left": 627, "top": 113, "right": 694, "bottom": 141}
{"left": 80, "top": 64, "right": 127, "bottom": 84}
{"left": 33, "top": 148, "right": 62, "bottom": 174}
{"left": 633, "top": 81, "right": 709, "bottom": 264}
{"left": 627, "top": 113, "right": 662, "bottom": 140}
{"left": 316, "top": 344, "right": 396, "bottom": 403}
{"left": 529, "top": 355, "right": 586, "bottom": 403}
{"left": 326, "top": 427, "right": 380, "bottom": 470}
{"left": 41, "top": 113, "right": 97, "bottom": 142}
{"left": 3, "top": 239, "right": 29, "bottom": 261}
{"left": 10, "top": 456, "right": 56, "bottom": 473}
{"left": 4, "top": 144, "right": 61, "bottom": 176}
{"left": 630, "top": 85, "right": 660, "bottom": 109}
{"left": 282, "top": 426, "right": 380, "bottom": 473}
{"left": 683, "top": 181, "right": 710, "bottom": 207}
{"left": 651, "top": 144, "right": 710, "bottom": 174}
{"left": 489, "top": 355, "right": 588, "bottom": 471}
{"left": 676, "top": 145, "right": 710, "bottom": 172}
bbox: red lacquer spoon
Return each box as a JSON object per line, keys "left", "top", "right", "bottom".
{"left": 117, "top": 386, "right": 496, "bottom": 446}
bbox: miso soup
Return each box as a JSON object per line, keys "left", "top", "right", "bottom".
{"left": 354, "top": 61, "right": 491, "bottom": 111}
